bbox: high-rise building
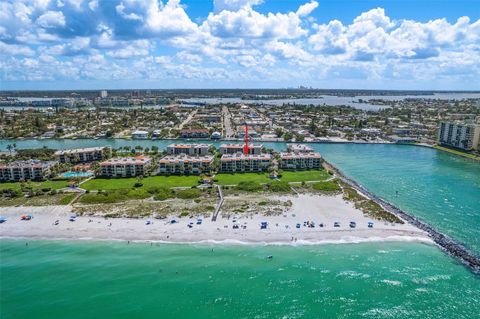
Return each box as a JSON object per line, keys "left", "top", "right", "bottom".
{"left": 437, "top": 122, "right": 480, "bottom": 151}
{"left": 100, "top": 90, "right": 108, "bottom": 98}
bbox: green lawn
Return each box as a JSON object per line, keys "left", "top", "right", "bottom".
{"left": 0, "top": 180, "right": 70, "bottom": 192}
{"left": 215, "top": 173, "right": 272, "bottom": 186}
{"left": 279, "top": 170, "right": 330, "bottom": 183}
{"left": 215, "top": 170, "right": 330, "bottom": 186}
{"left": 81, "top": 175, "right": 200, "bottom": 191}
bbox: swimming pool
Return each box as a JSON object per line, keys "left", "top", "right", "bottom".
{"left": 60, "top": 171, "right": 93, "bottom": 178}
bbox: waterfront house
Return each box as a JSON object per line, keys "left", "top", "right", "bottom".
{"left": 159, "top": 154, "right": 214, "bottom": 175}
{"left": 131, "top": 130, "right": 149, "bottom": 139}
{"left": 279, "top": 152, "right": 322, "bottom": 170}
{"left": 220, "top": 153, "right": 271, "bottom": 173}
{"left": 55, "top": 147, "right": 111, "bottom": 164}
{"left": 166, "top": 144, "right": 210, "bottom": 156}
{"left": 0, "top": 160, "right": 58, "bottom": 181}
{"left": 99, "top": 156, "right": 152, "bottom": 177}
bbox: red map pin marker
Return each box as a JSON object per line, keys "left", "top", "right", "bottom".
{"left": 244, "top": 124, "right": 249, "bottom": 156}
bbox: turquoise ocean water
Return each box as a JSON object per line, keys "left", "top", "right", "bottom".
{"left": 1, "top": 141, "right": 479, "bottom": 318}
{"left": 311, "top": 144, "right": 480, "bottom": 254}
{"left": 1, "top": 240, "right": 479, "bottom": 319}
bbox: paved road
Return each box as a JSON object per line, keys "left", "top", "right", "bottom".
{"left": 222, "top": 106, "right": 235, "bottom": 138}
{"left": 178, "top": 109, "right": 198, "bottom": 130}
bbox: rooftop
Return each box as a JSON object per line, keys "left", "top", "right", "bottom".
{"left": 220, "top": 153, "right": 271, "bottom": 161}
{"left": 0, "top": 160, "right": 58, "bottom": 169}
{"left": 54, "top": 147, "right": 109, "bottom": 155}
{"left": 280, "top": 152, "right": 322, "bottom": 159}
{"left": 100, "top": 156, "right": 151, "bottom": 166}
{"left": 159, "top": 154, "right": 214, "bottom": 164}
{"left": 167, "top": 143, "right": 210, "bottom": 149}
{"left": 220, "top": 143, "right": 263, "bottom": 148}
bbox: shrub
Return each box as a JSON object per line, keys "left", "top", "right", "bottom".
{"left": 267, "top": 181, "right": 291, "bottom": 192}
{"left": 175, "top": 188, "right": 201, "bottom": 199}
{"left": 134, "top": 182, "right": 143, "bottom": 188}
{"left": 236, "top": 181, "right": 262, "bottom": 192}
{"left": 312, "top": 180, "right": 340, "bottom": 192}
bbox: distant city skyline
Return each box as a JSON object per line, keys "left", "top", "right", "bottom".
{"left": 1, "top": 0, "right": 479, "bottom": 90}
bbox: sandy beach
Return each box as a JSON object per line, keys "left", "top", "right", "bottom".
{"left": 0, "top": 194, "right": 431, "bottom": 245}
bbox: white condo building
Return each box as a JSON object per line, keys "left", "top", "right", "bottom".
{"left": 159, "top": 154, "right": 214, "bottom": 175}
{"left": 220, "top": 153, "right": 271, "bottom": 173}
{"left": 438, "top": 122, "right": 480, "bottom": 151}
{"left": 100, "top": 156, "right": 152, "bottom": 177}
{"left": 166, "top": 144, "right": 210, "bottom": 156}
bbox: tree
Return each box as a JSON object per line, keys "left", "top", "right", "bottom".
{"left": 309, "top": 119, "right": 317, "bottom": 134}
{"left": 283, "top": 132, "right": 293, "bottom": 141}
{"left": 275, "top": 128, "right": 283, "bottom": 138}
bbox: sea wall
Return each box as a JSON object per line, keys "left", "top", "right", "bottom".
{"left": 325, "top": 161, "right": 480, "bottom": 275}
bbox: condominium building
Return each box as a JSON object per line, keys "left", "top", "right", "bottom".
{"left": 219, "top": 143, "right": 263, "bottom": 155}
{"left": 220, "top": 153, "right": 271, "bottom": 173}
{"left": 159, "top": 154, "right": 214, "bottom": 175}
{"left": 55, "top": 147, "right": 111, "bottom": 164}
{"left": 0, "top": 160, "right": 57, "bottom": 181}
{"left": 279, "top": 152, "right": 322, "bottom": 170}
{"left": 99, "top": 156, "right": 152, "bottom": 178}
{"left": 166, "top": 143, "right": 210, "bottom": 156}
{"left": 438, "top": 122, "right": 480, "bottom": 151}
{"left": 286, "top": 144, "right": 314, "bottom": 153}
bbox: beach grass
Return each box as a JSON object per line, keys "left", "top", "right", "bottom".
{"left": 77, "top": 185, "right": 211, "bottom": 204}
{"left": 341, "top": 183, "right": 404, "bottom": 224}
{"left": 77, "top": 188, "right": 151, "bottom": 204}
{"left": 0, "top": 193, "right": 77, "bottom": 207}
{"left": 311, "top": 180, "right": 341, "bottom": 192}
{"left": 0, "top": 180, "right": 70, "bottom": 192}
{"left": 58, "top": 193, "right": 77, "bottom": 205}
{"left": 81, "top": 175, "right": 200, "bottom": 191}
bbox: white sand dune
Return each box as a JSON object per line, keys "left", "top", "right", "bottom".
{"left": 0, "top": 194, "right": 430, "bottom": 245}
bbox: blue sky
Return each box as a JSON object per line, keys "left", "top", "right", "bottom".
{"left": 1, "top": 0, "right": 479, "bottom": 90}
